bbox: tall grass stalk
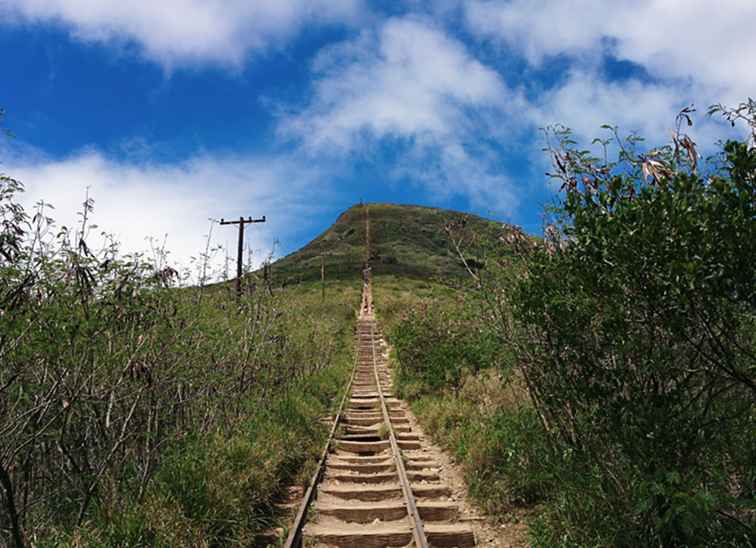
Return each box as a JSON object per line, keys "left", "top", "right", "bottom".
{"left": 0, "top": 179, "right": 357, "bottom": 546}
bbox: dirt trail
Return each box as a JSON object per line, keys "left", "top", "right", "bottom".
{"left": 278, "top": 204, "right": 526, "bottom": 547}
{"left": 294, "top": 278, "right": 476, "bottom": 547}
{"left": 398, "top": 402, "right": 531, "bottom": 548}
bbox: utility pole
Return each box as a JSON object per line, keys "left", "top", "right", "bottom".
{"left": 219, "top": 215, "right": 266, "bottom": 300}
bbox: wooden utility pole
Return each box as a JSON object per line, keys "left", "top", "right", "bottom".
{"left": 220, "top": 215, "right": 266, "bottom": 300}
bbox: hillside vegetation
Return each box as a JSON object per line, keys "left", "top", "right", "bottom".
{"left": 0, "top": 174, "right": 361, "bottom": 546}
{"left": 2, "top": 101, "right": 755, "bottom": 548}
{"left": 268, "top": 202, "right": 505, "bottom": 283}
{"left": 383, "top": 103, "right": 756, "bottom": 547}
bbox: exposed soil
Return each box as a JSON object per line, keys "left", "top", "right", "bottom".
{"left": 401, "top": 406, "right": 531, "bottom": 547}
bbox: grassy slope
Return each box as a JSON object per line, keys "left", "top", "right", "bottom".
{"left": 61, "top": 203, "right": 510, "bottom": 546}
{"left": 264, "top": 202, "right": 530, "bottom": 537}
{"left": 44, "top": 279, "right": 361, "bottom": 547}
{"left": 268, "top": 203, "right": 504, "bottom": 283}
{"left": 157, "top": 204, "right": 514, "bottom": 545}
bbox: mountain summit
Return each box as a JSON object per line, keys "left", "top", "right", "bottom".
{"left": 268, "top": 203, "right": 505, "bottom": 283}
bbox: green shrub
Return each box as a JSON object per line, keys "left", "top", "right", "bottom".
{"left": 407, "top": 387, "right": 553, "bottom": 517}
{"left": 0, "top": 171, "right": 356, "bottom": 545}
{"left": 391, "top": 298, "right": 552, "bottom": 516}
{"left": 391, "top": 299, "right": 505, "bottom": 395}
{"left": 472, "top": 408, "right": 554, "bottom": 506}
{"left": 514, "top": 105, "right": 756, "bottom": 546}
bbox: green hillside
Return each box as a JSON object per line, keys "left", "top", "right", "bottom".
{"left": 267, "top": 203, "right": 506, "bottom": 283}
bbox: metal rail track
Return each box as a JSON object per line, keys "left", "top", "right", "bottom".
{"left": 283, "top": 206, "right": 474, "bottom": 547}
{"left": 285, "top": 300, "right": 427, "bottom": 546}
{"left": 282, "top": 282, "right": 475, "bottom": 547}
{"left": 368, "top": 320, "right": 428, "bottom": 548}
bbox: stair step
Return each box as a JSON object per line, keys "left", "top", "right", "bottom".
{"left": 317, "top": 502, "right": 408, "bottom": 523}
{"left": 304, "top": 523, "right": 412, "bottom": 548}
{"left": 424, "top": 523, "right": 476, "bottom": 547}
{"left": 320, "top": 483, "right": 402, "bottom": 502}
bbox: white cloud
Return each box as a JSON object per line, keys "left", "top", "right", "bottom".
{"left": 466, "top": 0, "right": 606, "bottom": 64}
{"left": 533, "top": 69, "right": 685, "bottom": 140}
{"left": 281, "top": 16, "right": 519, "bottom": 213}
{"left": 463, "top": 1, "right": 750, "bottom": 152}
{"left": 284, "top": 16, "right": 507, "bottom": 147}
{"left": 465, "top": 0, "right": 756, "bottom": 104}
{"left": 390, "top": 137, "right": 519, "bottom": 211}
{"left": 0, "top": 0, "right": 366, "bottom": 67}
{"left": 6, "top": 150, "right": 329, "bottom": 278}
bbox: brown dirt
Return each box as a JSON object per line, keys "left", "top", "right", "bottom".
{"left": 380, "top": 346, "right": 532, "bottom": 547}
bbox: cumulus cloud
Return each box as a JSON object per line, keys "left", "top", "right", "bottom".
{"left": 284, "top": 17, "right": 507, "bottom": 146}
{"left": 463, "top": 1, "right": 749, "bottom": 150}
{"left": 389, "top": 137, "right": 519, "bottom": 211}
{"left": 0, "top": 0, "right": 365, "bottom": 67}
{"left": 465, "top": 0, "right": 756, "bottom": 101}
{"left": 533, "top": 69, "right": 694, "bottom": 140}
{"left": 6, "top": 150, "right": 329, "bottom": 276}
{"left": 281, "top": 16, "right": 520, "bottom": 213}
{"left": 4, "top": 1, "right": 750, "bottom": 229}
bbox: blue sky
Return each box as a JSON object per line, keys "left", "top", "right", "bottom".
{"left": 1, "top": 0, "right": 753, "bottom": 274}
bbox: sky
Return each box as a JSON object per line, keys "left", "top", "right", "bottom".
{"left": 1, "top": 0, "right": 753, "bottom": 274}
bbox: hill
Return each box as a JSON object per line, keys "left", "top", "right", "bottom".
{"left": 267, "top": 203, "right": 507, "bottom": 283}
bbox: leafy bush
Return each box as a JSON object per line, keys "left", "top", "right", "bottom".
{"left": 0, "top": 170, "right": 356, "bottom": 545}
{"left": 391, "top": 102, "right": 755, "bottom": 547}
{"left": 389, "top": 294, "right": 551, "bottom": 515}
{"left": 409, "top": 383, "right": 553, "bottom": 517}
{"left": 391, "top": 298, "right": 505, "bottom": 396}
{"left": 512, "top": 104, "right": 756, "bottom": 546}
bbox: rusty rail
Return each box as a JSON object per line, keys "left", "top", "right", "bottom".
{"left": 369, "top": 321, "right": 429, "bottom": 548}
{"left": 284, "top": 203, "right": 429, "bottom": 546}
